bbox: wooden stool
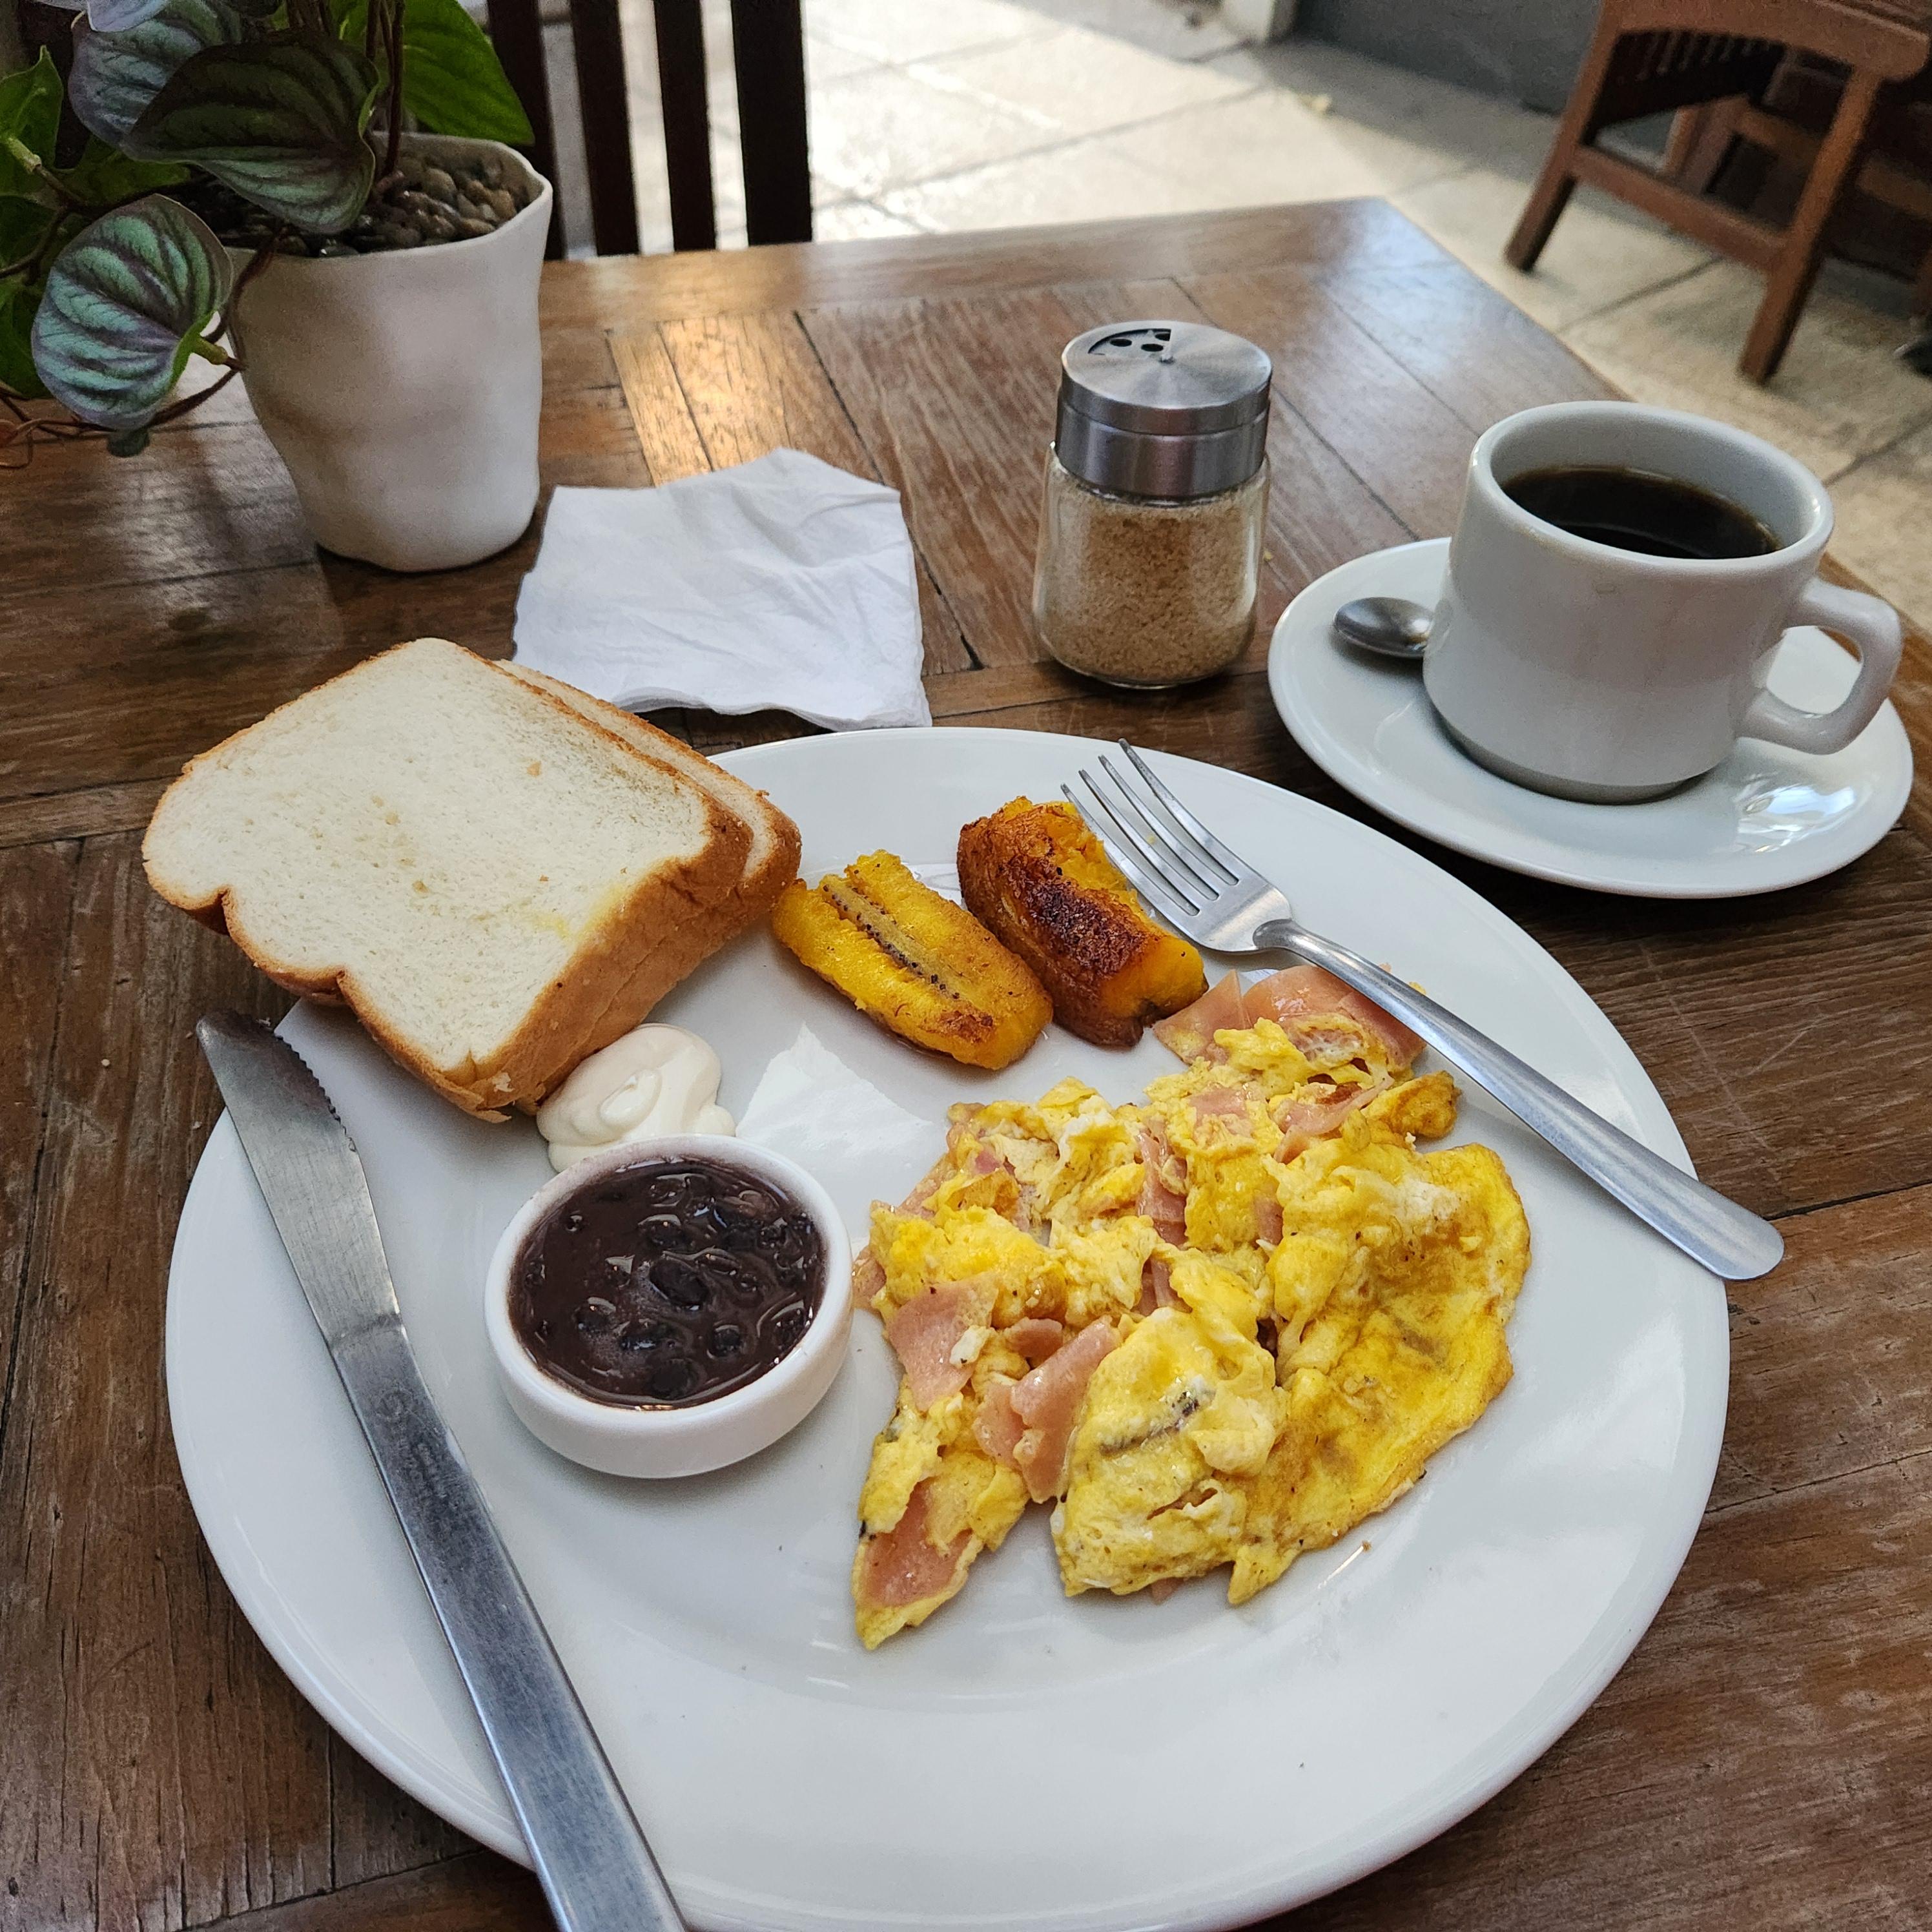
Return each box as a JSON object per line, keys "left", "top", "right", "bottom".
{"left": 1506, "top": 0, "right": 1932, "bottom": 381}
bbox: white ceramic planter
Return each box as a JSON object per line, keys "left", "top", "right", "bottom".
{"left": 229, "top": 135, "right": 552, "bottom": 573}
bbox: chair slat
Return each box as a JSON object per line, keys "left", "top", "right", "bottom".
{"left": 653, "top": 0, "right": 718, "bottom": 252}
{"left": 484, "top": 0, "right": 564, "bottom": 258}
{"left": 572, "top": 0, "right": 641, "bottom": 255}
{"left": 732, "top": 0, "right": 813, "bottom": 245}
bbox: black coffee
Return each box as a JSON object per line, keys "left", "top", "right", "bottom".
{"left": 1503, "top": 464, "right": 1776, "bottom": 560}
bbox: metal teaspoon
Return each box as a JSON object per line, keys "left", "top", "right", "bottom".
{"left": 1333, "top": 595, "right": 1433, "bottom": 661}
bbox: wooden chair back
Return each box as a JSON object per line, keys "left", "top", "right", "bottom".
{"left": 484, "top": 0, "right": 810, "bottom": 258}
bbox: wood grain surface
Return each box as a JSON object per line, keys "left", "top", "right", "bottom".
{"left": 0, "top": 200, "right": 1926, "bottom": 1932}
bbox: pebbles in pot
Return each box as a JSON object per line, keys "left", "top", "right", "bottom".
{"left": 344, "top": 150, "right": 535, "bottom": 252}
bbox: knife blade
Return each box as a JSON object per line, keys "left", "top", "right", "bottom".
{"left": 196, "top": 1012, "right": 687, "bottom": 1932}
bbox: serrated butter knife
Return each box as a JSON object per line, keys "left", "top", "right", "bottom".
{"left": 196, "top": 1012, "right": 687, "bottom": 1932}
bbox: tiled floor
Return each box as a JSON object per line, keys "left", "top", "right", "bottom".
{"left": 611, "top": 0, "right": 1932, "bottom": 629}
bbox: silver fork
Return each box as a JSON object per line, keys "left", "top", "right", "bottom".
{"left": 1066, "top": 742, "right": 1783, "bottom": 1282}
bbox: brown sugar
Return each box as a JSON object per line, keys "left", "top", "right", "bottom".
{"left": 1032, "top": 455, "right": 1268, "bottom": 688}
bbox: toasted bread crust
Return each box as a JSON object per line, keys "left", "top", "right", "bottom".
{"left": 143, "top": 639, "right": 754, "bottom": 1119}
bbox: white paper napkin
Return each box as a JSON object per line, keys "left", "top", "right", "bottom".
{"left": 511, "top": 447, "right": 930, "bottom": 730}
{"left": 736, "top": 1020, "right": 931, "bottom": 1194}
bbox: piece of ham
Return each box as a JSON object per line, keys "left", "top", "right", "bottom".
{"left": 1137, "top": 1255, "right": 1178, "bottom": 1315}
{"left": 941, "top": 1118, "right": 1034, "bottom": 1228}
{"left": 972, "top": 1375, "right": 1025, "bottom": 1462}
{"left": 1187, "top": 1082, "right": 1254, "bottom": 1126}
{"left": 852, "top": 1244, "right": 885, "bottom": 1310}
{"left": 945, "top": 1122, "right": 1006, "bottom": 1179}
{"left": 1254, "top": 1193, "right": 1284, "bottom": 1246}
{"left": 855, "top": 1480, "right": 970, "bottom": 1610}
{"left": 1152, "top": 971, "right": 1248, "bottom": 1064}
{"left": 1155, "top": 965, "right": 1425, "bottom": 1071}
{"left": 1004, "top": 1317, "right": 1065, "bottom": 1364}
{"left": 1011, "top": 1320, "right": 1118, "bottom": 1503}
{"left": 1271, "top": 1077, "right": 1387, "bottom": 1158}
{"left": 1242, "top": 965, "right": 1425, "bottom": 1069}
{"left": 1136, "top": 1123, "right": 1187, "bottom": 1243}
{"left": 896, "top": 1153, "right": 951, "bottom": 1220}
{"left": 882, "top": 1278, "right": 993, "bottom": 1408}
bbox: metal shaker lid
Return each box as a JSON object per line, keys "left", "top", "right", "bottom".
{"left": 1054, "top": 320, "right": 1272, "bottom": 500}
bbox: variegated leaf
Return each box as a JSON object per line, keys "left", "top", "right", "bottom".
{"left": 70, "top": 0, "right": 256, "bottom": 145}
{"left": 30, "top": 194, "right": 233, "bottom": 429}
{"left": 121, "top": 32, "right": 379, "bottom": 233}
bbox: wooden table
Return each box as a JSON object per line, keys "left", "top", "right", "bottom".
{"left": 3, "top": 200, "right": 1928, "bottom": 1932}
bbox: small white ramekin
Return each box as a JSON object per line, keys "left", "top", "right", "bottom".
{"left": 484, "top": 1134, "right": 852, "bottom": 1478}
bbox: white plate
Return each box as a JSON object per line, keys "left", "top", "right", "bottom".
{"left": 167, "top": 728, "right": 1728, "bottom": 1931}
{"left": 1269, "top": 539, "right": 1914, "bottom": 898}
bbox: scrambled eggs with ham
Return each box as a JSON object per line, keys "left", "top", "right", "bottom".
{"left": 849, "top": 965, "right": 1530, "bottom": 1648}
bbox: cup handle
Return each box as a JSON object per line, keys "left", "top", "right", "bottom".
{"left": 1740, "top": 577, "right": 1902, "bottom": 755}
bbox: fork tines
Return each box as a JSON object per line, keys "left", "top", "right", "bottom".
{"left": 1061, "top": 741, "right": 1242, "bottom": 923}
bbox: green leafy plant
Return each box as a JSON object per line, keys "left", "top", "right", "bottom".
{"left": 1, "top": 0, "right": 533, "bottom": 455}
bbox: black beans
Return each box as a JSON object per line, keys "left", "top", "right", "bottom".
{"left": 617, "top": 1319, "right": 679, "bottom": 1353}
{"left": 511, "top": 1156, "right": 827, "bottom": 1408}
{"left": 645, "top": 1252, "right": 710, "bottom": 1310}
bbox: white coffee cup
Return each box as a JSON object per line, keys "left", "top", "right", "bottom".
{"left": 1423, "top": 402, "right": 1903, "bottom": 801}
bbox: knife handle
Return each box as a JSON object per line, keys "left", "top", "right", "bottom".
{"left": 333, "top": 1319, "right": 687, "bottom": 1932}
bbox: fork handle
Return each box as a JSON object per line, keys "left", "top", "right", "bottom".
{"left": 1253, "top": 920, "right": 1783, "bottom": 1281}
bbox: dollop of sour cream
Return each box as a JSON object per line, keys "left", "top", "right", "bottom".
{"left": 536, "top": 1024, "right": 734, "bottom": 1172}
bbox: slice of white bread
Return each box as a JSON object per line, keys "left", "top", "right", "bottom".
{"left": 500, "top": 663, "right": 799, "bottom": 916}
{"left": 143, "top": 637, "right": 757, "bottom": 1118}
{"left": 495, "top": 664, "right": 803, "bottom": 1079}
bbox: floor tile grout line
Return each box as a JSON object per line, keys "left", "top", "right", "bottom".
{"left": 1373, "top": 153, "right": 1499, "bottom": 199}
{"left": 1550, "top": 254, "right": 1724, "bottom": 341}
{"left": 807, "top": 21, "right": 1062, "bottom": 78}
{"left": 830, "top": 78, "right": 1281, "bottom": 204}
{"left": 859, "top": 75, "right": 1554, "bottom": 215}
{"left": 859, "top": 87, "right": 1563, "bottom": 223}
{"left": 1825, "top": 406, "right": 1932, "bottom": 484}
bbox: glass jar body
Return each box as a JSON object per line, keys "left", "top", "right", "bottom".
{"left": 1031, "top": 451, "right": 1269, "bottom": 688}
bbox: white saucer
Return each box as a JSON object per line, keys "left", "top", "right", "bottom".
{"left": 1268, "top": 539, "right": 1914, "bottom": 898}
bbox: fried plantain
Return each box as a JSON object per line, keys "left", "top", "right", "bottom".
{"left": 771, "top": 851, "right": 1051, "bottom": 1070}
{"left": 957, "top": 798, "right": 1206, "bottom": 1047}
